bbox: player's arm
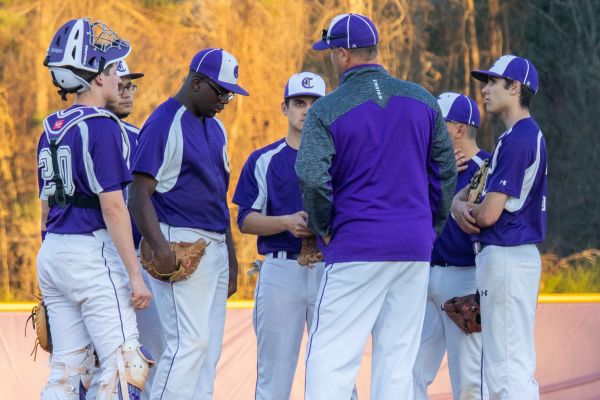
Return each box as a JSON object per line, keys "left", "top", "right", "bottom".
{"left": 100, "top": 190, "right": 151, "bottom": 309}
{"left": 295, "top": 109, "right": 334, "bottom": 241}
{"left": 240, "top": 210, "right": 312, "bottom": 238}
{"left": 225, "top": 226, "right": 238, "bottom": 298}
{"left": 470, "top": 192, "right": 508, "bottom": 227}
{"left": 128, "top": 173, "right": 175, "bottom": 268}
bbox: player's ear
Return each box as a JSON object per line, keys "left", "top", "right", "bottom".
{"left": 510, "top": 80, "right": 521, "bottom": 96}
{"left": 281, "top": 101, "right": 288, "bottom": 116}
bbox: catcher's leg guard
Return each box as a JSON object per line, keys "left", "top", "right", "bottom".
{"left": 41, "top": 345, "right": 97, "bottom": 400}
{"left": 97, "top": 340, "right": 155, "bottom": 400}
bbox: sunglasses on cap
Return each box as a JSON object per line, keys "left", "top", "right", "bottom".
{"left": 321, "top": 29, "right": 347, "bottom": 43}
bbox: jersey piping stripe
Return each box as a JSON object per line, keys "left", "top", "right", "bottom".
{"left": 78, "top": 121, "right": 103, "bottom": 194}
{"left": 505, "top": 130, "right": 543, "bottom": 212}
{"left": 155, "top": 106, "right": 185, "bottom": 193}
{"left": 250, "top": 141, "right": 287, "bottom": 212}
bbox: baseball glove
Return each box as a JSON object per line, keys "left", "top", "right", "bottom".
{"left": 444, "top": 292, "right": 482, "bottom": 335}
{"left": 467, "top": 159, "right": 490, "bottom": 203}
{"left": 26, "top": 298, "right": 52, "bottom": 358}
{"left": 140, "top": 239, "right": 209, "bottom": 282}
{"left": 297, "top": 236, "right": 324, "bottom": 267}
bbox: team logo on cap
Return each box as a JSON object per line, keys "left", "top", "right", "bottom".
{"left": 233, "top": 65, "right": 239, "bottom": 79}
{"left": 117, "top": 61, "right": 126, "bottom": 73}
{"left": 301, "top": 77, "right": 314, "bottom": 89}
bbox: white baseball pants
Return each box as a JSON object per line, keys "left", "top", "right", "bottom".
{"left": 253, "top": 257, "right": 324, "bottom": 399}
{"left": 149, "top": 223, "right": 229, "bottom": 400}
{"left": 37, "top": 230, "right": 139, "bottom": 399}
{"left": 476, "top": 244, "right": 541, "bottom": 400}
{"left": 305, "top": 261, "right": 430, "bottom": 400}
{"left": 413, "top": 265, "right": 484, "bottom": 399}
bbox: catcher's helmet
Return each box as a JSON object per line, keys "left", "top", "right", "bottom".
{"left": 44, "top": 18, "right": 131, "bottom": 98}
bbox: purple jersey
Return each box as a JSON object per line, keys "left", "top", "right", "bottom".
{"left": 296, "top": 65, "right": 457, "bottom": 264}
{"left": 474, "top": 117, "right": 547, "bottom": 245}
{"left": 432, "top": 150, "right": 491, "bottom": 266}
{"left": 132, "top": 98, "right": 230, "bottom": 233}
{"left": 123, "top": 121, "right": 142, "bottom": 247}
{"left": 38, "top": 106, "right": 132, "bottom": 234}
{"left": 233, "top": 138, "right": 303, "bottom": 255}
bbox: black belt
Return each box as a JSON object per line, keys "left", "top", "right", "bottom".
{"left": 265, "top": 251, "right": 300, "bottom": 260}
{"left": 430, "top": 259, "right": 452, "bottom": 267}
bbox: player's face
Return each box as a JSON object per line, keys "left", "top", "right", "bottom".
{"left": 103, "top": 64, "right": 121, "bottom": 104}
{"left": 282, "top": 96, "right": 319, "bottom": 133}
{"left": 482, "top": 77, "right": 512, "bottom": 114}
{"left": 193, "top": 75, "right": 233, "bottom": 118}
{"left": 106, "top": 77, "right": 136, "bottom": 119}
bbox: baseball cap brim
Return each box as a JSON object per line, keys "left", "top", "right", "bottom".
{"left": 121, "top": 72, "right": 144, "bottom": 80}
{"left": 219, "top": 81, "right": 249, "bottom": 96}
{"left": 471, "top": 69, "right": 504, "bottom": 83}
{"left": 285, "top": 91, "right": 324, "bottom": 99}
{"left": 312, "top": 40, "right": 334, "bottom": 51}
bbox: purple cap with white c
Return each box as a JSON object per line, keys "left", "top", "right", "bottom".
{"left": 437, "top": 92, "right": 480, "bottom": 128}
{"left": 471, "top": 55, "right": 538, "bottom": 94}
{"left": 189, "top": 48, "right": 249, "bottom": 96}
{"left": 284, "top": 72, "right": 326, "bottom": 99}
{"left": 312, "top": 13, "right": 378, "bottom": 51}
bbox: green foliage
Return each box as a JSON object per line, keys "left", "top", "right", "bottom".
{"left": 540, "top": 250, "right": 600, "bottom": 293}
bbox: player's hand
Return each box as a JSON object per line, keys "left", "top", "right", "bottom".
{"left": 154, "top": 247, "right": 177, "bottom": 274}
{"left": 455, "top": 148, "right": 468, "bottom": 173}
{"left": 285, "top": 211, "right": 313, "bottom": 238}
{"left": 451, "top": 199, "right": 480, "bottom": 234}
{"left": 130, "top": 275, "right": 152, "bottom": 309}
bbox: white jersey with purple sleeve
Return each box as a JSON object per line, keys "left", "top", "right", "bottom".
{"left": 37, "top": 106, "right": 132, "bottom": 234}
{"left": 474, "top": 117, "right": 547, "bottom": 245}
{"left": 132, "top": 97, "right": 230, "bottom": 233}
{"left": 432, "top": 150, "right": 491, "bottom": 266}
{"left": 233, "top": 138, "right": 303, "bottom": 255}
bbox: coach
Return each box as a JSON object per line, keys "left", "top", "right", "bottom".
{"left": 295, "top": 13, "right": 457, "bottom": 400}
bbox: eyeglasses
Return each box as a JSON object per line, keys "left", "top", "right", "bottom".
{"left": 321, "top": 29, "right": 347, "bottom": 43}
{"left": 118, "top": 84, "right": 137, "bottom": 95}
{"left": 198, "top": 77, "right": 235, "bottom": 102}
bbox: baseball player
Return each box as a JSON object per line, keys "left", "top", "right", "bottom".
{"left": 233, "top": 72, "right": 329, "bottom": 399}
{"left": 412, "top": 93, "right": 490, "bottom": 399}
{"left": 128, "top": 48, "right": 247, "bottom": 400}
{"left": 452, "top": 55, "right": 547, "bottom": 399}
{"left": 105, "top": 60, "right": 166, "bottom": 400}
{"left": 296, "top": 13, "right": 457, "bottom": 400}
{"left": 36, "top": 18, "right": 153, "bottom": 399}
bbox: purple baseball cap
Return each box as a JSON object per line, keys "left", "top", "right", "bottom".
{"left": 284, "top": 72, "right": 326, "bottom": 99}
{"left": 437, "top": 92, "right": 480, "bottom": 128}
{"left": 471, "top": 55, "right": 538, "bottom": 94}
{"left": 189, "top": 48, "right": 249, "bottom": 96}
{"left": 312, "top": 13, "right": 378, "bottom": 51}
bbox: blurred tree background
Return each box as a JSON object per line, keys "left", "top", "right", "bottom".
{"left": 0, "top": 0, "right": 598, "bottom": 300}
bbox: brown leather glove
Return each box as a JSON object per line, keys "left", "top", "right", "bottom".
{"left": 468, "top": 159, "right": 490, "bottom": 203}
{"left": 140, "top": 239, "right": 209, "bottom": 282}
{"left": 297, "top": 236, "right": 324, "bottom": 267}
{"left": 444, "top": 292, "right": 482, "bottom": 335}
